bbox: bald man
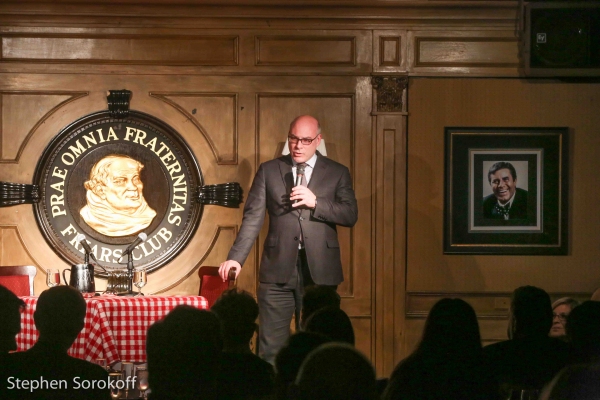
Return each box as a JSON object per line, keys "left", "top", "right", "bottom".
{"left": 219, "top": 115, "right": 358, "bottom": 363}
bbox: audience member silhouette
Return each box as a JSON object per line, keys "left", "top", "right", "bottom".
{"left": 0, "top": 284, "right": 25, "bottom": 355}
{"left": 300, "top": 285, "right": 341, "bottom": 329}
{"left": 550, "top": 297, "right": 579, "bottom": 341}
{"left": 146, "top": 305, "right": 222, "bottom": 400}
{"left": 210, "top": 288, "right": 274, "bottom": 399}
{"left": 565, "top": 300, "right": 600, "bottom": 365}
{"left": 590, "top": 288, "right": 600, "bottom": 301}
{"left": 293, "top": 342, "right": 378, "bottom": 400}
{"left": 304, "top": 306, "right": 355, "bottom": 345}
{"left": 539, "top": 363, "right": 600, "bottom": 400}
{"left": 382, "top": 298, "right": 496, "bottom": 400}
{"left": 273, "top": 331, "right": 331, "bottom": 400}
{"left": 7, "top": 286, "right": 109, "bottom": 400}
{"left": 483, "top": 286, "right": 569, "bottom": 398}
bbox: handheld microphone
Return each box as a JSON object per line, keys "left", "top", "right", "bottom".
{"left": 121, "top": 232, "right": 148, "bottom": 258}
{"left": 295, "top": 163, "right": 306, "bottom": 188}
{"left": 294, "top": 163, "right": 306, "bottom": 204}
{"left": 76, "top": 233, "right": 98, "bottom": 263}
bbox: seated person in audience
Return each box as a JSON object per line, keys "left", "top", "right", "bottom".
{"left": 539, "top": 363, "right": 600, "bottom": 400}
{"left": 565, "top": 300, "right": 600, "bottom": 365}
{"left": 210, "top": 288, "right": 274, "bottom": 399}
{"left": 383, "top": 298, "right": 496, "bottom": 400}
{"left": 483, "top": 286, "right": 569, "bottom": 398}
{"left": 0, "top": 284, "right": 25, "bottom": 355}
{"left": 293, "top": 342, "right": 378, "bottom": 400}
{"left": 146, "top": 305, "right": 222, "bottom": 400}
{"left": 274, "top": 331, "right": 331, "bottom": 400}
{"left": 7, "top": 286, "right": 109, "bottom": 400}
{"left": 304, "top": 306, "right": 355, "bottom": 345}
{"left": 549, "top": 297, "right": 579, "bottom": 341}
{"left": 300, "top": 285, "right": 341, "bottom": 330}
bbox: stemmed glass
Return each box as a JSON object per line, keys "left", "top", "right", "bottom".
{"left": 46, "top": 269, "right": 60, "bottom": 288}
{"left": 133, "top": 268, "right": 147, "bottom": 296}
{"left": 135, "top": 366, "right": 149, "bottom": 398}
{"left": 108, "top": 372, "right": 122, "bottom": 399}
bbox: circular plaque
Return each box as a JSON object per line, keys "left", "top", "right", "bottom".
{"left": 34, "top": 110, "right": 203, "bottom": 276}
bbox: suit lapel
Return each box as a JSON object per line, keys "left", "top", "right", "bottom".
{"left": 308, "top": 154, "right": 328, "bottom": 191}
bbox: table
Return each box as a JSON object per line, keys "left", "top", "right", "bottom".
{"left": 16, "top": 295, "right": 208, "bottom": 365}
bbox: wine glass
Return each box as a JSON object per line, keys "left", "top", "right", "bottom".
{"left": 108, "top": 372, "right": 123, "bottom": 399}
{"left": 46, "top": 269, "right": 60, "bottom": 288}
{"left": 133, "top": 268, "right": 147, "bottom": 296}
{"left": 121, "top": 362, "right": 134, "bottom": 398}
{"left": 135, "top": 366, "right": 149, "bottom": 398}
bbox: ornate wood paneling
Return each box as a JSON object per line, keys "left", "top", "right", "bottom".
{"left": 256, "top": 36, "right": 356, "bottom": 66}
{"left": 150, "top": 92, "right": 238, "bottom": 165}
{"left": 373, "top": 30, "right": 408, "bottom": 73}
{"left": 2, "top": 34, "right": 239, "bottom": 66}
{"left": 0, "top": 91, "right": 88, "bottom": 163}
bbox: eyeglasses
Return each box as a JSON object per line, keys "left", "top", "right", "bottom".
{"left": 553, "top": 313, "right": 568, "bottom": 322}
{"left": 288, "top": 135, "right": 319, "bottom": 146}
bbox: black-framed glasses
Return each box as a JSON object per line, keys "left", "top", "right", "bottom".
{"left": 288, "top": 135, "right": 319, "bottom": 146}
{"left": 553, "top": 312, "right": 568, "bottom": 322}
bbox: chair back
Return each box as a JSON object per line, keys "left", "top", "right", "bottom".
{"left": 198, "top": 266, "right": 236, "bottom": 308}
{"left": 0, "top": 265, "right": 37, "bottom": 296}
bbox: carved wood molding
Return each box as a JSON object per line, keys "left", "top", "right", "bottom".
{"left": 370, "top": 75, "right": 408, "bottom": 114}
{"left": 149, "top": 92, "right": 238, "bottom": 165}
{"left": 405, "top": 291, "right": 594, "bottom": 320}
{"left": 0, "top": 91, "right": 89, "bottom": 164}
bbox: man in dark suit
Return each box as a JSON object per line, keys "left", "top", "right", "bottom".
{"left": 483, "top": 161, "right": 528, "bottom": 220}
{"left": 219, "top": 115, "right": 358, "bottom": 363}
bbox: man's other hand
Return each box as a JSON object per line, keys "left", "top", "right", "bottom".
{"left": 218, "top": 260, "right": 241, "bottom": 282}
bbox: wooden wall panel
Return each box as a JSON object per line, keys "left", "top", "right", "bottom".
{"left": 2, "top": 34, "right": 239, "bottom": 65}
{"left": 406, "top": 78, "right": 600, "bottom": 359}
{"left": 150, "top": 92, "right": 238, "bottom": 164}
{"left": 256, "top": 36, "right": 355, "bottom": 66}
{"left": 0, "top": 91, "right": 87, "bottom": 162}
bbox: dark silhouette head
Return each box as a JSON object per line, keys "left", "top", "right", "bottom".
{"left": 0, "top": 284, "right": 25, "bottom": 353}
{"left": 417, "top": 298, "right": 482, "bottom": 360}
{"left": 540, "top": 363, "right": 600, "bottom": 400}
{"left": 509, "top": 285, "right": 553, "bottom": 339}
{"left": 34, "top": 286, "right": 86, "bottom": 349}
{"left": 304, "top": 306, "right": 355, "bottom": 346}
{"left": 147, "top": 305, "right": 222, "bottom": 400}
{"left": 274, "top": 331, "right": 331, "bottom": 400}
{"left": 294, "top": 343, "right": 378, "bottom": 400}
{"left": 210, "top": 288, "right": 258, "bottom": 352}
{"left": 566, "top": 301, "right": 600, "bottom": 364}
{"left": 301, "top": 285, "right": 341, "bottom": 329}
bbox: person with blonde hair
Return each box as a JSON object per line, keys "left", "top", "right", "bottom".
{"left": 549, "top": 297, "right": 579, "bottom": 341}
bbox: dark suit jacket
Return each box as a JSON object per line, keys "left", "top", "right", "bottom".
{"left": 483, "top": 187, "right": 528, "bottom": 220}
{"left": 227, "top": 153, "right": 358, "bottom": 285}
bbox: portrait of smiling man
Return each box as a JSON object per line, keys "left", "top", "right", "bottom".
{"left": 80, "top": 155, "right": 156, "bottom": 236}
{"left": 482, "top": 161, "right": 528, "bottom": 220}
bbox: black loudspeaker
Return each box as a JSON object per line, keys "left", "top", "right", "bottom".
{"left": 524, "top": 2, "right": 600, "bottom": 77}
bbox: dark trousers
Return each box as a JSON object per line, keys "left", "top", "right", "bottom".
{"left": 257, "top": 248, "right": 314, "bottom": 365}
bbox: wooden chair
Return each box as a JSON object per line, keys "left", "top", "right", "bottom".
{"left": 0, "top": 265, "right": 37, "bottom": 296}
{"left": 198, "top": 266, "right": 236, "bottom": 309}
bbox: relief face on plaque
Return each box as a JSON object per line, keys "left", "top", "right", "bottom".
{"left": 81, "top": 155, "right": 157, "bottom": 236}
{"left": 34, "top": 111, "right": 203, "bottom": 275}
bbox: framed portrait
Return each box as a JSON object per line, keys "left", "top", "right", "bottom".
{"left": 444, "top": 127, "right": 568, "bottom": 255}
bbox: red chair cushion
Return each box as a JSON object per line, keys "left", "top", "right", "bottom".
{"left": 200, "top": 275, "right": 229, "bottom": 309}
{"left": 0, "top": 275, "right": 30, "bottom": 296}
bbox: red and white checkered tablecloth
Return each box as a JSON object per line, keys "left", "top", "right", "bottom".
{"left": 16, "top": 295, "right": 208, "bottom": 365}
